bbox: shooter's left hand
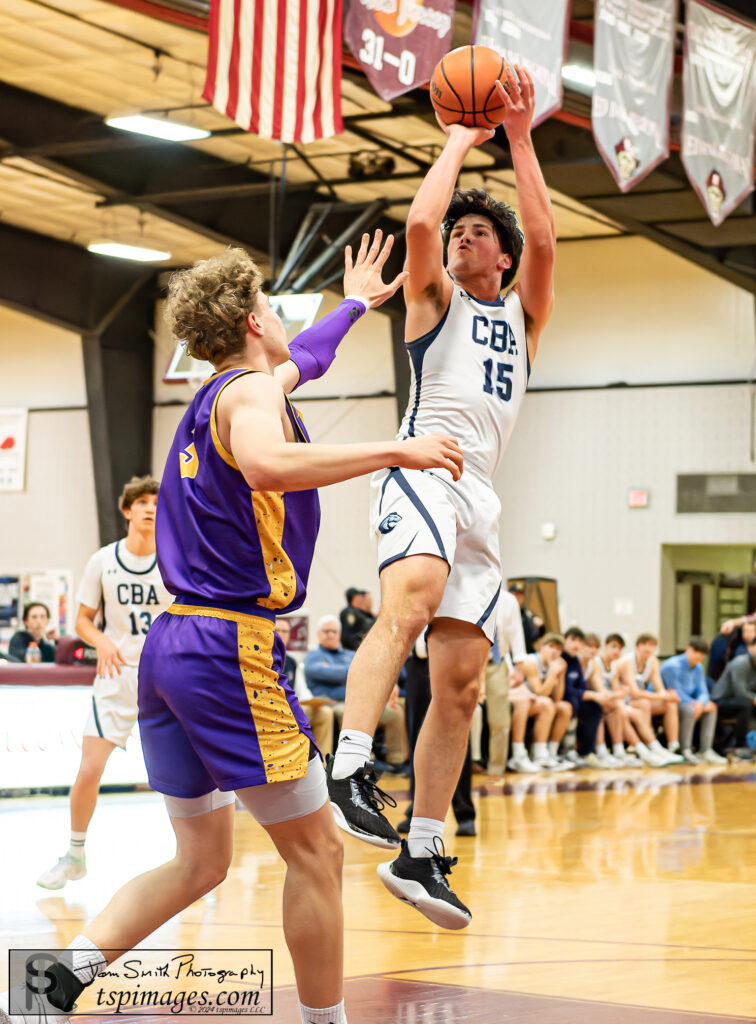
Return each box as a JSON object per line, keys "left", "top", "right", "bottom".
{"left": 494, "top": 63, "right": 535, "bottom": 138}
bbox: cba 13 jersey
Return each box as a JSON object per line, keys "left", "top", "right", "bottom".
{"left": 397, "top": 285, "right": 530, "bottom": 479}
{"left": 77, "top": 540, "right": 172, "bottom": 667}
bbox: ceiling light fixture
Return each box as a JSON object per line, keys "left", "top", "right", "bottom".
{"left": 561, "top": 63, "right": 596, "bottom": 91}
{"left": 88, "top": 242, "right": 171, "bottom": 262}
{"left": 105, "top": 115, "right": 210, "bottom": 142}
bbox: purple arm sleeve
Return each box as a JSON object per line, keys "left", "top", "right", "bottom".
{"left": 287, "top": 296, "right": 367, "bottom": 387}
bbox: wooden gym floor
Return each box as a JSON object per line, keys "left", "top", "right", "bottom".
{"left": 2, "top": 763, "right": 755, "bottom": 1022}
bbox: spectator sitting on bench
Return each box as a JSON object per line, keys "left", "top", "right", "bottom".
{"left": 9, "top": 602, "right": 58, "bottom": 663}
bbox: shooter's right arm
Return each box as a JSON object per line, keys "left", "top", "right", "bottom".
{"left": 404, "top": 125, "right": 493, "bottom": 334}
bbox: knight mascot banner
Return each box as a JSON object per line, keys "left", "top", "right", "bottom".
{"left": 592, "top": 0, "right": 676, "bottom": 192}
{"left": 681, "top": 0, "right": 756, "bottom": 226}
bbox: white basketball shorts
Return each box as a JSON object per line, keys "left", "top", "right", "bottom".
{"left": 370, "top": 466, "right": 502, "bottom": 641}
{"left": 83, "top": 665, "right": 139, "bottom": 747}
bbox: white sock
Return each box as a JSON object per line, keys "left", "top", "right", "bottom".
{"left": 668, "top": 741, "right": 680, "bottom": 752}
{"left": 68, "top": 831, "right": 87, "bottom": 861}
{"left": 407, "top": 816, "right": 445, "bottom": 859}
{"left": 300, "top": 999, "right": 347, "bottom": 1024}
{"left": 532, "top": 742, "right": 548, "bottom": 759}
{"left": 596, "top": 744, "right": 608, "bottom": 758}
{"left": 613, "top": 744, "right": 625, "bottom": 758}
{"left": 512, "top": 742, "right": 526, "bottom": 758}
{"left": 332, "top": 730, "right": 373, "bottom": 780}
{"left": 66, "top": 935, "right": 106, "bottom": 985}
{"left": 548, "top": 741, "right": 559, "bottom": 758}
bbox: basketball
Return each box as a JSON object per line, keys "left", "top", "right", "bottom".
{"left": 430, "top": 45, "right": 508, "bottom": 129}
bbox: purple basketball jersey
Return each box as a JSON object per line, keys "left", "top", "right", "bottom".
{"left": 156, "top": 369, "right": 320, "bottom": 614}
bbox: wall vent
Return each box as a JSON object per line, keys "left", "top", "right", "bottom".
{"left": 677, "top": 474, "right": 756, "bottom": 513}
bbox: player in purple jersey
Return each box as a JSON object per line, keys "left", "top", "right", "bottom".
{"left": 17, "top": 235, "right": 463, "bottom": 1024}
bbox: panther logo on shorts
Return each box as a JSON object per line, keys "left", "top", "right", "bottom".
{"left": 378, "top": 512, "right": 402, "bottom": 534}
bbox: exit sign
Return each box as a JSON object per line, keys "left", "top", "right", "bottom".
{"left": 628, "top": 489, "right": 649, "bottom": 508}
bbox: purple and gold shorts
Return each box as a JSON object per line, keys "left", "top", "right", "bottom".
{"left": 138, "top": 603, "right": 315, "bottom": 798}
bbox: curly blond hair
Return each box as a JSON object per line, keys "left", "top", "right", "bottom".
{"left": 165, "top": 248, "right": 263, "bottom": 365}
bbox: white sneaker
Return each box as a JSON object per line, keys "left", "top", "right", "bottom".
{"left": 507, "top": 754, "right": 541, "bottom": 774}
{"left": 37, "top": 855, "right": 86, "bottom": 890}
{"left": 533, "top": 754, "right": 575, "bottom": 772}
{"left": 620, "top": 752, "right": 643, "bottom": 767}
{"left": 682, "top": 749, "right": 703, "bottom": 764}
{"left": 595, "top": 752, "right": 621, "bottom": 768}
{"left": 582, "top": 753, "right": 604, "bottom": 769}
{"left": 661, "top": 748, "right": 685, "bottom": 764}
{"left": 703, "top": 749, "right": 728, "bottom": 765}
{"left": 565, "top": 750, "right": 582, "bottom": 765}
{"left": 1, "top": 982, "right": 71, "bottom": 1024}
{"left": 636, "top": 746, "right": 669, "bottom": 768}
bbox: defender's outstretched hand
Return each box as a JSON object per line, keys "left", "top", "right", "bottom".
{"left": 396, "top": 433, "right": 464, "bottom": 481}
{"left": 494, "top": 63, "right": 535, "bottom": 137}
{"left": 344, "top": 230, "right": 409, "bottom": 309}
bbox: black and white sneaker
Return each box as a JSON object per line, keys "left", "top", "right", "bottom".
{"left": 376, "top": 838, "right": 472, "bottom": 930}
{"left": 325, "top": 755, "right": 400, "bottom": 849}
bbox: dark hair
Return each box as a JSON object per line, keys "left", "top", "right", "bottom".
{"left": 443, "top": 188, "right": 524, "bottom": 291}
{"left": 636, "top": 632, "right": 658, "bottom": 646}
{"left": 584, "top": 633, "right": 600, "bottom": 647}
{"left": 605, "top": 633, "right": 626, "bottom": 647}
{"left": 23, "top": 602, "right": 50, "bottom": 624}
{"left": 687, "top": 636, "right": 709, "bottom": 654}
{"left": 119, "top": 475, "right": 160, "bottom": 513}
{"left": 564, "top": 626, "right": 585, "bottom": 640}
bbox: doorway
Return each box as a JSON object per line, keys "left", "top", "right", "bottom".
{"left": 660, "top": 545, "right": 756, "bottom": 653}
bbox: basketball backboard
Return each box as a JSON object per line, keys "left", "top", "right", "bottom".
{"left": 162, "top": 292, "right": 324, "bottom": 383}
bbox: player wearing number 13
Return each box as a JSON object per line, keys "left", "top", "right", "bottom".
{"left": 37, "top": 476, "right": 172, "bottom": 890}
{"left": 328, "top": 65, "right": 556, "bottom": 927}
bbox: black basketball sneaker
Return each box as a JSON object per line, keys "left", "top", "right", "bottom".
{"left": 377, "top": 838, "right": 472, "bottom": 930}
{"left": 325, "top": 755, "right": 400, "bottom": 849}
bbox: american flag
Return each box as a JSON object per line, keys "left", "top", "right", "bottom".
{"left": 203, "top": 0, "right": 344, "bottom": 144}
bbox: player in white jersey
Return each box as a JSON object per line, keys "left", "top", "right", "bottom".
{"left": 37, "top": 476, "right": 172, "bottom": 889}
{"left": 615, "top": 633, "right": 685, "bottom": 766}
{"left": 583, "top": 633, "right": 639, "bottom": 767}
{"left": 327, "top": 64, "right": 556, "bottom": 928}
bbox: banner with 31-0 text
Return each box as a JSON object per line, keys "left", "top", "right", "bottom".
{"left": 345, "top": 0, "right": 454, "bottom": 102}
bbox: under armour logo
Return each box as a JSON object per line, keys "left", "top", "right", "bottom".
{"left": 378, "top": 512, "right": 402, "bottom": 534}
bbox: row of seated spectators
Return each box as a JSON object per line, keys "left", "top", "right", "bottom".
{"left": 278, "top": 584, "right": 756, "bottom": 786}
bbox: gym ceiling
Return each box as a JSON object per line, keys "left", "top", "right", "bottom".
{"left": 1, "top": 0, "right": 755, "bottom": 310}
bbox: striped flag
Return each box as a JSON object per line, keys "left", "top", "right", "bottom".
{"left": 203, "top": 0, "right": 344, "bottom": 144}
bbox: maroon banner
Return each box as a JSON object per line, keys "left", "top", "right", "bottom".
{"left": 345, "top": 0, "right": 455, "bottom": 102}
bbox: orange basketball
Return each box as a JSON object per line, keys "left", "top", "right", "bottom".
{"left": 430, "top": 45, "right": 508, "bottom": 129}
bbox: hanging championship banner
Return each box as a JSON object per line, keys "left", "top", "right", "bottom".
{"left": 592, "top": 0, "right": 676, "bottom": 192}
{"left": 345, "top": 0, "right": 454, "bottom": 102}
{"left": 472, "top": 0, "right": 569, "bottom": 127}
{"left": 682, "top": 0, "right": 756, "bottom": 226}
